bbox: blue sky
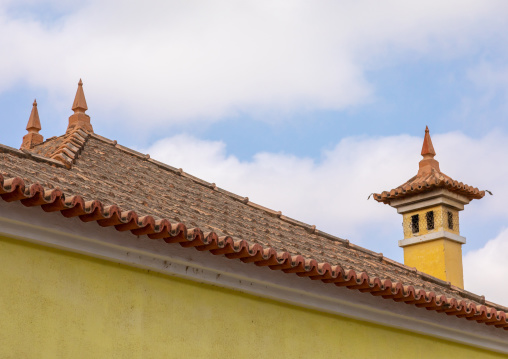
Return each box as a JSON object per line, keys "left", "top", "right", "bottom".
{"left": 1, "top": 0, "right": 508, "bottom": 302}
{"left": 2, "top": 39, "right": 506, "bottom": 158}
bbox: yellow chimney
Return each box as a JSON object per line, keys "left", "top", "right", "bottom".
{"left": 373, "top": 127, "right": 485, "bottom": 288}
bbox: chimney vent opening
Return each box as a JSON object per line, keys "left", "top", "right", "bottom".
{"left": 447, "top": 211, "right": 454, "bottom": 230}
{"left": 426, "top": 211, "right": 435, "bottom": 230}
{"left": 411, "top": 214, "right": 419, "bottom": 234}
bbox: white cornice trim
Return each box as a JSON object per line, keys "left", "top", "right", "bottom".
{"left": 399, "top": 231, "right": 466, "bottom": 247}
{"left": 395, "top": 196, "right": 465, "bottom": 213}
{"left": 0, "top": 201, "right": 506, "bottom": 354}
{"left": 390, "top": 189, "right": 471, "bottom": 213}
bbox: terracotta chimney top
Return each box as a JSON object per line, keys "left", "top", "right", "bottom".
{"left": 72, "top": 79, "right": 88, "bottom": 113}
{"left": 421, "top": 126, "right": 436, "bottom": 157}
{"left": 26, "top": 99, "right": 41, "bottom": 132}
{"left": 417, "top": 126, "right": 440, "bottom": 175}
{"left": 20, "top": 99, "right": 44, "bottom": 150}
{"left": 67, "top": 79, "right": 93, "bottom": 133}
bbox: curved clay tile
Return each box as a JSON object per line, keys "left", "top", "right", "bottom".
{"left": 0, "top": 173, "right": 506, "bottom": 330}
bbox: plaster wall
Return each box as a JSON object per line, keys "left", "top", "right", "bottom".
{"left": 403, "top": 238, "right": 464, "bottom": 288}
{"left": 0, "top": 235, "right": 502, "bottom": 359}
{"left": 402, "top": 205, "right": 460, "bottom": 239}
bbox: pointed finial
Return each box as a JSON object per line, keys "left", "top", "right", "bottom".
{"left": 72, "top": 78, "right": 88, "bottom": 113}
{"left": 421, "top": 125, "right": 436, "bottom": 158}
{"left": 20, "top": 99, "right": 44, "bottom": 150}
{"left": 26, "top": 99, "right": 41, "bottom": 132}
{"left": 417, "top": 126, "right": 439, "bottom": 175}
{"left": 67, "top": 79, "right": 93, "bottom": 133}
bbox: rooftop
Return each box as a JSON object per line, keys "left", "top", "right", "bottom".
{"left": 1, "top": 81, "right": 506, "bottom": 330}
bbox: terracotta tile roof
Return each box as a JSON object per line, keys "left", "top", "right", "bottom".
{"left": 374, "top": 167, "right": 485, "bottom": 204}
{"left": 0, "top": 131, "right": 507, "bottom": 330}
{"left": 31, "top": 128, "right": 89, "bottom": 168}
{"left": 374, "top": 127, "right": 485, "bottom": 204}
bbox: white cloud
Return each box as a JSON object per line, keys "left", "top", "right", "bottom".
{"left": 464, "top": 228, "right": 508, "bottom": 306}
{"left": 0, "top": 0, "right": 507, "bottom": 125}
{"left": 142, "top": 130, "right": 508, "bottom": 304}
{"left": 142, "top": 133, "right": 417, "bottom": 243}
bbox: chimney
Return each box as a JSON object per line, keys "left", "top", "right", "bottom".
{"left": 373, "top": 127, "right": 485, "bottom": 288}
{"left": 20, "top": 99, "right": 43, "bottom": 150}
{"left": 67, "top": 79, "right": 93, "bottom": 133}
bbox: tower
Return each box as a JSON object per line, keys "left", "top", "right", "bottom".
{"left": 373, "top": 127, "right": 485, "bottom": 288}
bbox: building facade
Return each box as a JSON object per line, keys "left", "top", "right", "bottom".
{"left": 0, "top": 81, "right": 507, "bottom": 358}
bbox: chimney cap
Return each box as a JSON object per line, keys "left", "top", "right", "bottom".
{"left": 372, "top": 126, "right": 485, "bottom": 204}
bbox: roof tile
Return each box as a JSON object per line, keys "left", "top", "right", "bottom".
{"left": 0, "top": 132, "right": 506, "bottom": 329}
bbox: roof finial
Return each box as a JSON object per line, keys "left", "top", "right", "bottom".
{"left": 67, "top": 79, "right": 93, "bottom": 133}
{"left": 418, "top": 126, "right": 439, "bottom": 175}
{"left": 72, "top": 78, "right": 88, "bottom": 113}
{"left": 421, "top": 126, "right": 436, "bottom": 158}
{"left": 20, "top": 99, "right": 44, "bottom": 150}
{"left": 26, "top": 99, "right": 41, "bottom": 132}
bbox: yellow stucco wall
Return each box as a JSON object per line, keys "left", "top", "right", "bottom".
{"left": 403, "top": 238, "right": 464, "bottom": 288}
{"left": 401, "top": 205, "right": 464, "bottom": 287}
{"left": 0, "top": 235, "right": 503, "bottom": 359}
{"left": 402, "top": 205, "right": 459, "bottom": 239}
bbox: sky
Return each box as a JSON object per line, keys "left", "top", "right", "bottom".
{"left": 1, "top": 0, "right": 508, "bottom": 304}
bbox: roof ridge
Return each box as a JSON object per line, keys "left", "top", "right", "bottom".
{"left": 0, "top": 142, "right": 65, "bottom": 167}
{"left": 32, "top": 135, "right": 60, "bottom": 147}
{"left": 49, "top": 129, "right": 90, "bottom": 169}
{"left": 0, "top": 172, "right": 506, "bottom": 329}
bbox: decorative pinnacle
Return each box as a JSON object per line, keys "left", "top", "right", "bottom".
{"left": 417, "top": 126, "right": 440, "bottom": 175}
{"left": 26, "top": 99, "right": 41, "bottom": 132}
{"left": 67, "top": 78, "right": 93, "bottom": 133}
{"left": 72, "top": 78, "right": 88, "bottom": 113}
{"left": 20, "top": 99, "right": 44, "bottom": 150}
{"left": 421, "top": 125, "right": 436, "bottom": 158}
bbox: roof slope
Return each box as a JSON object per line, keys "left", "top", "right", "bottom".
{"left": 0, "top": 130, "right": 507, "bottom": 330}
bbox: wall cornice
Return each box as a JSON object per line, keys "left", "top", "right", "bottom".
{"left": 0, "top": 200, "right": 506, "bottom": 354}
